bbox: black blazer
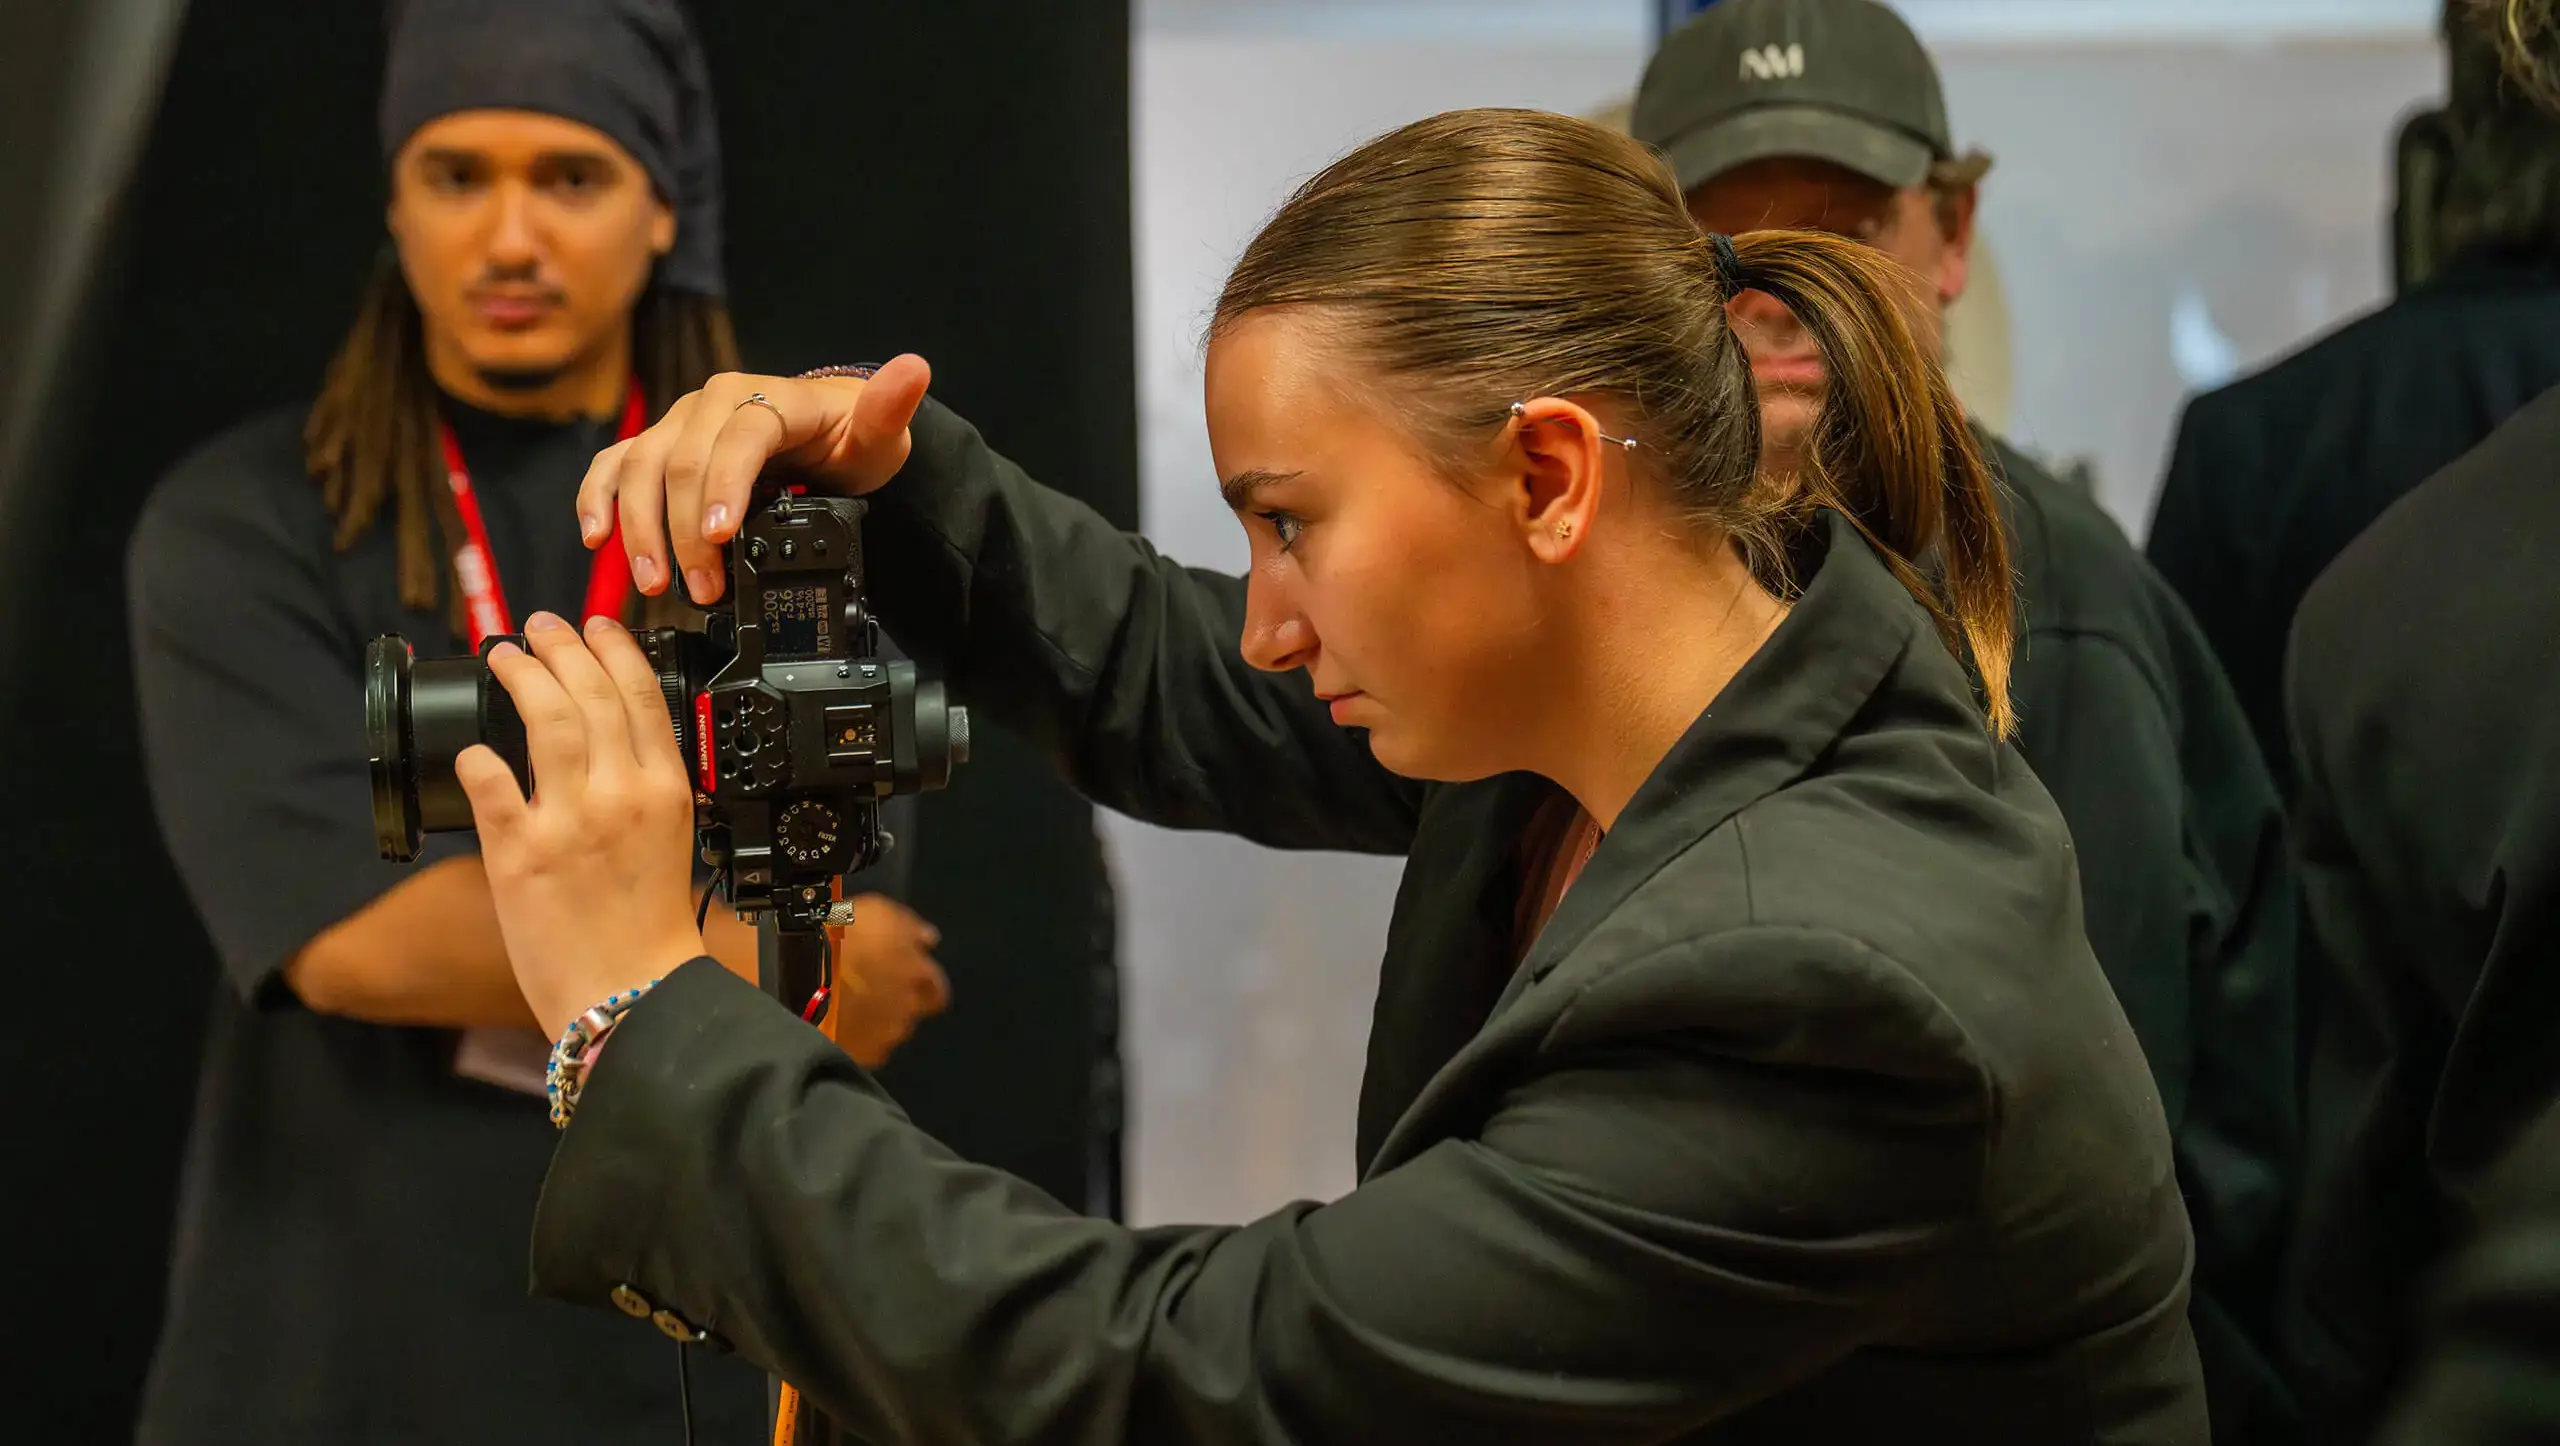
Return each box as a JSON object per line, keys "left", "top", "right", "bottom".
{"left": 2146, "top": 253, "right": 2560, "bottom": 785}
{"left": 530, "top": 402, "right": 2207, "bottom": 1444}
{"left": 2282, "top": 386, "right": 2560, "bottom": 1442}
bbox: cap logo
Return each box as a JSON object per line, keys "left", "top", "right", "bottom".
{"left": 1739, "top": 43, "right": 1805, "bottom": 81}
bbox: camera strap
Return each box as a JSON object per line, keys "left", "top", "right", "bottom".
{"left": 440, "top": 379, "right": 648, "bottom": 648}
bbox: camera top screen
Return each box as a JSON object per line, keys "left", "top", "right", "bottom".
{"left": 761, "top": 580, "right": 835, "bottom": 659}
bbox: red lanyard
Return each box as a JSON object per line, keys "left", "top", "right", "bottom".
{"left": 440, "top": 380, "right": 647, "bottom": 648}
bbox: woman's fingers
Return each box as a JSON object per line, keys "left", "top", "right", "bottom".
{"left": 614, "top": 390, "right": 697, "bottom": 596}
{"left": 484, "top": 638, "right": 590, "bottom": 807}
{"left": 830, "top": 353, "right": 931, "bottom": 495}
{"left": 453, "top": 743, "right": 529, "bottom": 842}
{"left": 576, "top": 437, "right": 633, "bottom": 551}
{"left": 521, "top": 613, "right": 637, "bottom": 777}
{"left": 584, "top": 615, "right": 688, "bottom": 775}
{"left": 583, "top": 359, "right": 934, "bottom": 604}
{"left": 695, "top": 376, "right": 855, "bottom": 541}
{"left": 664, "top": 376, "right": 761, "bottom": 603}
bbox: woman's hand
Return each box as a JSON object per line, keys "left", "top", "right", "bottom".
{"left": 828, "top": 894, "right": 952, "bottom": 1068}
{"left": 455, "top": 612, "right": 707, "bottom": 1042}
{"left": 577, "top": 354, "right": 934, "bottom": 607}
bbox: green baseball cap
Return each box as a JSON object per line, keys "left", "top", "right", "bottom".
{"left": 1633, "top": 0, "right": 1954, "bottom": 194}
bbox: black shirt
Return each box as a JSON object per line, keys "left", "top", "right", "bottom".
{"left": 2146, "top": 252, "right": 2560, "bottom": 785}
{"left": 124, "top": 397, "right": 767, "bottom": 1444}
{"left": 2281, "top": 385, "right": 2560, "bottom": 1444}
{"left": 1994, "top": 437, "right": 2300, "bottom": 1444}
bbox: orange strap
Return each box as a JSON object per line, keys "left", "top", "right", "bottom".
{"left": 773, "top": 1383, "right": 803, "bottom": 1446}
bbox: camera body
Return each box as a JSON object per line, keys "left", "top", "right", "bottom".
{"left": 366, "top": 488, "right": 967, "bottom": 943}
{"left": 686, "top": 490, "right": 965, "bottom": 927}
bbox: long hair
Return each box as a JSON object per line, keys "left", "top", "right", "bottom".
{"left": 2489, "top": 0, "right": 2560, "bottom": 111}
{"left": 1212, "top": 108, "right": 2016, "bottom": 734}
{"left": 303, "top": 259, "right": 739, "bottom": 632}
{"left": 2436, "top": 1, "right": 2560, "bottom": 265}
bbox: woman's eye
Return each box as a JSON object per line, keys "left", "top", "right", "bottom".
{"left": 1258, "top": 511, "right": 1305, "bottom": 551}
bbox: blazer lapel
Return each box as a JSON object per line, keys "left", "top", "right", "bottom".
{"left": 1365, "top": 515, "right": 1933, "bottom": 1175}
{"left": 1353, "top": 770, "right": 1557, "bottom": 1172}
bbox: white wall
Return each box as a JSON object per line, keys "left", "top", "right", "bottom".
{"left": 1118, "top": 0, "right": 2441, "bottom": 1228}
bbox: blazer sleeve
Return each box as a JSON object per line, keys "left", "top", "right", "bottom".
{"left": 858, "top": 399, "right": 1422, "bottom": 854}
{"left": 530, "top": 953, "right": 1992, "bottom": 1446}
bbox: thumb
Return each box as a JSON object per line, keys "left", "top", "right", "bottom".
{"left": 838, "top": 353, "right": 930, "bottom": 495}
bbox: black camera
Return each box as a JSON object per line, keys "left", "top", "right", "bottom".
{"left": 364, "top": 490, "right": 968, "bottom": 957}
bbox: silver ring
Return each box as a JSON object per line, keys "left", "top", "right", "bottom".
{"left": 735, "top": 391, "right": 786, "bottom": 428}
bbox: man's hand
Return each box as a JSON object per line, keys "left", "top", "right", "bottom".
{"left": 576, "top": 354, "right": 932, "bottom": 607}
{"left": 702, "top": 895, "right": 951, "bottom": 1068}
{"left": 456, "top": 611, "right": 707, "bottom": 1041}
{"left": 828, "top": 894, "right": 951, "bottom": 1068}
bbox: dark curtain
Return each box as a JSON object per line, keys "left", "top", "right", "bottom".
{"left": 0, "top": 0, "right": 1133, "bottom": 1433}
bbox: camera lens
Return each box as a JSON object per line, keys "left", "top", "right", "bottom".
{"left": 363, "top": 633, "right": 530, "bottom": 861}
{"left": 367, "top": 628, "right": 710, "bottom": 861}
{"left": 365, "top": 636, "right": 419, "bottom": 861}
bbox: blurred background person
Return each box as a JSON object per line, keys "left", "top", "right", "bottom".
{"left": 2146, "top": 0, "right": 2560, "bottom": 788}
{"left": 122, "top": 2, "right": 943, "bottom": 1440}
{"left": 2284, "top": 365, "right": 2560, "bottom": 1442}
{"left": 2278, "top": 1, "right": 2560, "bottom": 1411}
{"left": 1634, "top": 2, "right": 2298, "bottom": 1438}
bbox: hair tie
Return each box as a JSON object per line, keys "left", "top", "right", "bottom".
{"left": 1707, "top": 232, "right": 1746, "bottom": 296}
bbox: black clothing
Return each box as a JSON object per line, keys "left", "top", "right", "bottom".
{"left": 2281, "top": 387, "right": 2560, "bottom": 1444}
{"left": 1996, "top": 436, "right": 2301, "bottom": 1443}
{"left": 2376, "top": 1104, "right": 2560, "bottom": 1446}
{"left": 2146, "top": 252, "right": 2560, "bottom": 784}
{"left": 528, "top": 400, "right": 2207, "bottom": 1444}
{"left": 125, "top": 398, "right": 770, "bottom": 1443}
{"left": 381, "top": 0, "right": 727, "bottom": 297}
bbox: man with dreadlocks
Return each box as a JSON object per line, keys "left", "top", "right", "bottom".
{"left": 123, "top": 2, "right": 946, "bottom": 1441}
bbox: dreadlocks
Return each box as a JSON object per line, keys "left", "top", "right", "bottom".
{"left": 303, "top": 259, "right": 739, "bottom": 633}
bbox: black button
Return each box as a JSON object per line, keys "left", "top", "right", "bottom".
{"left": 610, "top": 1284, "right": 653, "bottom": 1319}
{"left": 652, "top": 1308, "right": 705, "bottom": 1342}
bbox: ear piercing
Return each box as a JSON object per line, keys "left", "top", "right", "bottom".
{"left": 1510, "top": 400, "right": 1640, "bottom": 452}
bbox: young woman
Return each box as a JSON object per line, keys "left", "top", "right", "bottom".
{"left": 458, "top": 110, "right": 2204, "bottom": 1443}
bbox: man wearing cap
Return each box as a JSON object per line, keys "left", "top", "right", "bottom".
{"left": 1636, "top": 4, "right": 2300, "bottom": 1442}
{"left": 124, "top": 3, "right": 947, "bottom": 1440}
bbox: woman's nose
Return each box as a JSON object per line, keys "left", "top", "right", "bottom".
{"left": 1239, "top": 589, "right": 1316, "bottom": 675}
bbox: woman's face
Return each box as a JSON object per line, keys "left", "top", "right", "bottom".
{"left": 1203, "top": 310, "right": 1553, "bottom": 782}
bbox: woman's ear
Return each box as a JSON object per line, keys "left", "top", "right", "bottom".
{"left": 1508, "top": 397, "right": 1611, "bottom": 563}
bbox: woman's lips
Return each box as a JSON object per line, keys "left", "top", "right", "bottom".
{"left": 1323, "top": 690, "right": 1365, "bottom": 725}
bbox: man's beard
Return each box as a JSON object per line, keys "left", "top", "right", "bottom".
{"left": 476, "top": 364, "right": 570, "bottom": 394}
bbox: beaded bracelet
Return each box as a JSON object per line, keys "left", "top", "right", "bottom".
{"left": 546, "top": 979, "right": 662, "bottom": 1130}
